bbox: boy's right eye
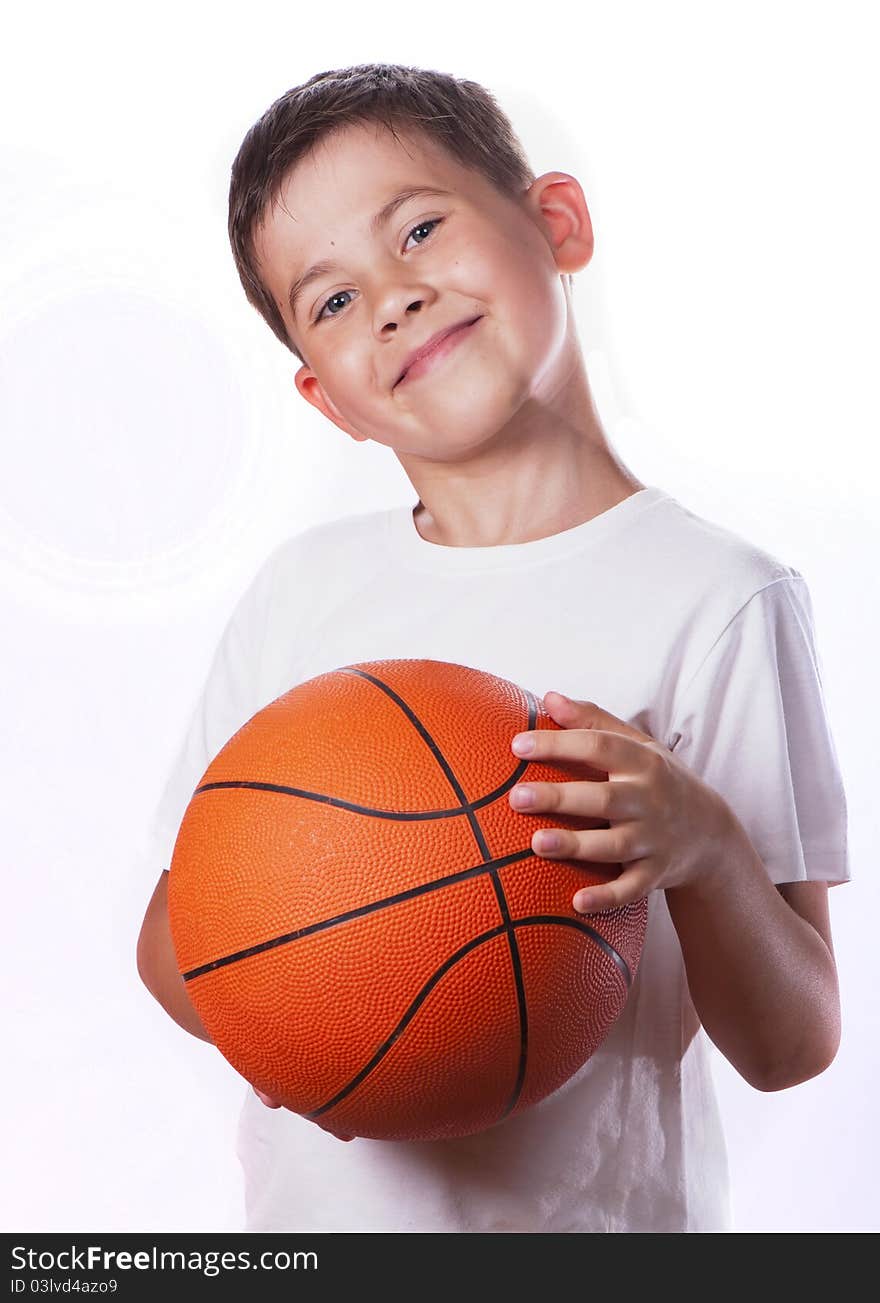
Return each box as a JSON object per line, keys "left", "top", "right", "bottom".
{"left": 313, "top": 217, "right": 444, "bottom": 324}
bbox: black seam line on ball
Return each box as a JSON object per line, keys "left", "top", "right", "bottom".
{"left": 193, "top": 769, "right": 532, "bottom": 819}
{"left": 488, "top": 869, "right": 528, "bottom": 1122}
{"left": 194, "top": 668, "right": 536, "bottom": 833}
{"left": 307, "top": 922, "right": 508, "bottom": 1118}
{"left": 341, "top": 667, "right": 534, "bottom": 1115}
{"left": 306, "top": 914, "right": 630, "bottom": 1121}
{"left": 342, "top": 667, "right": 538, "bottom": 1121}
{"left": 181, "top": 847, "right": 535, "bottom": 981}
{"left": 517, "top": 915, "right": 633, "bottom": 989}
{"left": 179, "top": 855, "right": 632, "bottom": 992}
{"left": 340, "top": 665, "right": 539, "bottom": 860}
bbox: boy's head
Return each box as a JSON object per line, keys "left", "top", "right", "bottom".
{"left": 228, "top": 63, "right": 594, "bottom": 461}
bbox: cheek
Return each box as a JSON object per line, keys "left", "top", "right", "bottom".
{"left": 478, "top": 276, "right": 563, "bottom": 394}
{"left": 460, "top": 233, "right": 565, "bottom": 366}
{"left": 510, "top": 259, "right": 569, "bottom": 381}
{"left": 320, "top": 348, "right": 394, "bottom": 426}
{"left": 520, "top": 286, "right": 568, "bottom": 370}
{"left": 446, "top": 239, "right": 496, "bottom": 297}
{"left": 315, "top": 334, "right": 371, "bottom": 387}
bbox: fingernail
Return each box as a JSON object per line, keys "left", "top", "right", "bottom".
{"left": 574, "top": 891, "right": 594, "bottom": 912}
{"left": 510, "top": 785, "right": 535, "bottom": 808}
{"left": 512, "top": 734, "right": 535, "bottom": 755}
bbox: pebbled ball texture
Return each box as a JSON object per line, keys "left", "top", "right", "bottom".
{"left": 167, "top": 659, "right": 647, "bottom": 1141}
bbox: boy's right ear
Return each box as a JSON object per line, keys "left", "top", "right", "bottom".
{"left": 293, "top": 365, "right": 369, "bottom": 443}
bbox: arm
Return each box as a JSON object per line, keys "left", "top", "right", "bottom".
{"left": 512, "top": 692, "right": 844, "bottom": 1095}
{"left": 136, "top": 870, "right": 213, "bottom": 1044}
{"left": 665, "top": 804, "right": 841, "bottom": 1092}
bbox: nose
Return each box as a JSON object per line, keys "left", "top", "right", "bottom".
{"left": 381, "top": 298, "right": 425, "bottom": 332}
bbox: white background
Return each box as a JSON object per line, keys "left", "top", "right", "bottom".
{"left": 2, "top": 0, "right": 876, "bottom": 1233}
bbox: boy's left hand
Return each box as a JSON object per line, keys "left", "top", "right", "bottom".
{"left": 510, "top": 692, "right": 734, "bottom": 914}
{"left": 251, "top": 1086, "right": 356, "bottom": 1141}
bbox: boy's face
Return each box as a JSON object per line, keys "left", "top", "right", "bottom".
{"left": 253, "top": 121, "right": 589, "bottom": 460}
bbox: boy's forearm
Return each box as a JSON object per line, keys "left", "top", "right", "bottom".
{"left": 137, "top": 874, "right": 214, "bottom": 1044}
{"left": 664, "top": 808, "right": 840, "bottom": 1091}
{"left": 141, "top": 953, "right": 214, "bottom": 1043}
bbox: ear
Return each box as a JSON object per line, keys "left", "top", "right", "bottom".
{"left": 293, "top": 365, "right": 370, "bottom": 443}
{"left": 522, "top": 171, "right": 594, "bottom": 276}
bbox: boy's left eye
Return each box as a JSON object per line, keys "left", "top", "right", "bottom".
{"left": 313, "top": 217, "right": 444, "bottom": 323}
{"left": 403, "top": 217, "right": 442, "bottom": 251}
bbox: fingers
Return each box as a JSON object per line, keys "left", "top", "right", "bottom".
{"left": 542, "top": 693, "right": 657, "bottom": 746}
{"left": 314, "top": 1117, "right": 356, "bottom": 1142}
{"left": 572, "top": 862, "right": 656, "bottom": 914}
{"left": 253, "top": 1086, "right": 356, "bottom": 1141}
{"left": 528, "top": 819, "right": 647, "bottom": 864}
{"left": 509, "top": 775, "right": 640, "bottom": 821}
{"left": 512, "top": 725, "right": 651, "bottom": 776}
{"left": 252, "top": 1085, "right": 282, "bottom": 1108}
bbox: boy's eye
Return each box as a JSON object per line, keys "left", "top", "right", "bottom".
{"left": 402, "top": 217, "right": 442, "bottom": 252}
{"left": 313, "top": 217, "right": 444, "bottom": 323}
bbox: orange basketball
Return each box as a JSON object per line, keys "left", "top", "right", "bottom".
{"left": 167, "top": 659, "right": 647, "bottom": 1141}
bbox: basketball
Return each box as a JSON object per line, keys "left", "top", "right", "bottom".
{"left": 167, "top": 659, "right": 648, "bottom": 1141}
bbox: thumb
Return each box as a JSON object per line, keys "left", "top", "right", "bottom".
{"left": 252, "top": 1085, "right": 282, "bottom": 1108}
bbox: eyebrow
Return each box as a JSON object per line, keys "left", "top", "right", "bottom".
{"left": 287, "top": 186, "right": 453, "bottom": 320}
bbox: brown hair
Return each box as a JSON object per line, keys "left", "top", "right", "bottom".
{"left": 228, "top": 62, "right": 570, "bottom": 364}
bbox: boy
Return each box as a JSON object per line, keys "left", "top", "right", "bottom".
{"left": 136, "top": 63, "right": 849, "bottom": 1233}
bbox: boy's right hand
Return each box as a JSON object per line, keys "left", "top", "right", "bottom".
{"left": 251, "top": 1085, "right": 356, "bottom": 1142}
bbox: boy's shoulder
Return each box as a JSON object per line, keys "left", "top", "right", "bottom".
{"left": 636, "top": 490, "right": 803, "bottom": 610}
{"left": 261, "top": 507, "right": 385, "bottom": 568}
{"left": 248, "top": 507, "right": 389, "bottom": 608}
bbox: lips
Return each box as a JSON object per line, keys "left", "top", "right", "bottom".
{"left": 394, "top": 316, "right": 483, "bottom": 387}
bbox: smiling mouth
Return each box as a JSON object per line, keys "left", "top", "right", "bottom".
{"left": 394, "top": 316, "right": 483, "bottom": 389}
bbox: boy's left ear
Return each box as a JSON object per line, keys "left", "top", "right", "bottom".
{"left": 293, "top": 367, "right": 370, "bottom": 443}
{"left": 525, "top": 171, "right": 594, "bottom": 276}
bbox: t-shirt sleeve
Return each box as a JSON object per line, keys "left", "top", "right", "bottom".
{"left": 136, "top": 551, "right": 281, "bottom": 880}
{"left": 666, "top": 574, "right": 851, "bottom": 887}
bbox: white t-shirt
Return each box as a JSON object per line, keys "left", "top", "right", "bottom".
{"left": 139, "top": 485, "right": 851, "bottom": 1233}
